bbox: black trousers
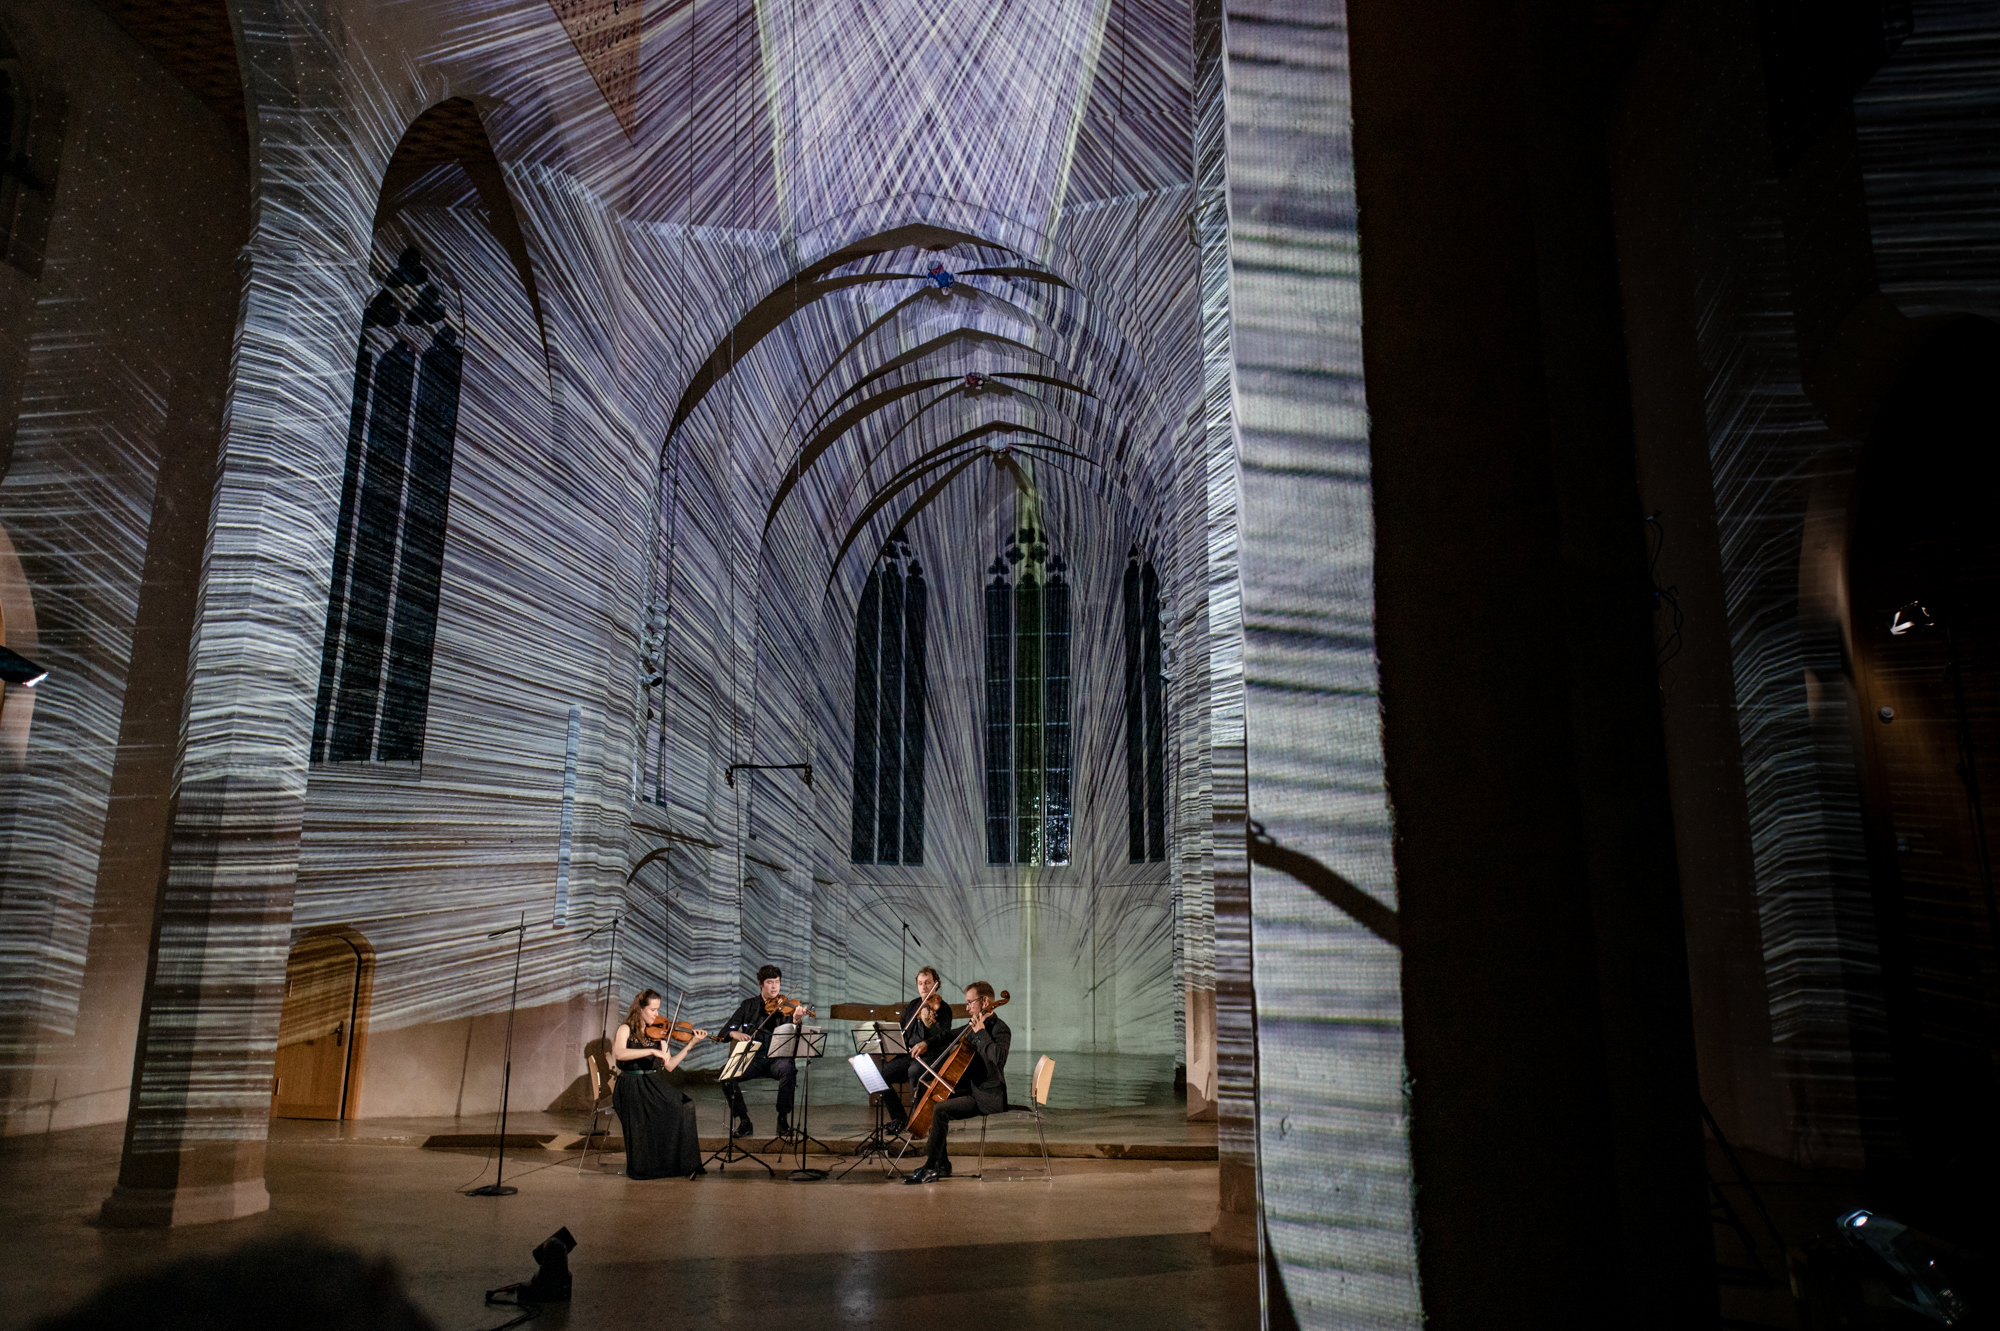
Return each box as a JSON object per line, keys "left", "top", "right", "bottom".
{"left": 923, "top": 1094, "right": 983, "bottom": 1170}
{"left": 879, "top": 1055, "right": 919, "bottom": 1121}
{"left": 722, "top": 1053, "right": 796, "bottom": 1122}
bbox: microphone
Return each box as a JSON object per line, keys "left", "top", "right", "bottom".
{"left": 902, "top": 919, "right": 924, "bottom": 947}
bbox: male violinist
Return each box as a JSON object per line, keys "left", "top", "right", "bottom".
{"left": 904, "top": 980, "right": 1009, "bottom": 1184}
{"left": 880, "top": 966, "right": 953, "bottom": 1135}
{"left": 718, "top": 965, "right": 808, "bottom": 1139}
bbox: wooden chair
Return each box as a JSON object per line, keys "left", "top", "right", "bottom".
{"left": 975, "top": 1055, "right": 1055, "bottom": 1181}
{"left": 576, "top": 1045, "right": 619, "bottom": 1175}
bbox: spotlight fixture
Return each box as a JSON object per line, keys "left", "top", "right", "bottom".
{"left": 1833, "top": 1210, "right": 1968, "bottom": 1325}
{"left": 486, "top": 1227, "right": 576, "bottom": 1308}
{"left": 1889, "top": 601, "right": 1935, "bottom": 636}
{"left": 0, "top": 645, "right": 47, "bottom": 688}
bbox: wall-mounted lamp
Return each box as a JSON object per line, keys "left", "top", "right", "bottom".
{"left": 1889, "top": 601, "right": 1935, "bottom": 636}
{"left": 0, "top": 645, "right": 47, "bottom": 688}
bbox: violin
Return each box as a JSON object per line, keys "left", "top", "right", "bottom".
{"left": 642, "top": 990, "right": 701, "bottom": 1044}
{"left": 762, "top": 992, "right": 814, "bottom": 1019}
{"left": 641, "top": 1015, "right": 699, "bottom": 1044}
{"left": 907, "top": 990, "right": 1010, "bottom": 1138}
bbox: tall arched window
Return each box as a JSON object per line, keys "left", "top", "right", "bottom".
{"left": 311, "top": 246, "right": 463, "bottom": 764}
{"left": 851, "top": 531, "right": 927, "bottom": 864}
{"left": 985, "top": 521, "right": 1072, "bottom": 865}
{"left": 1124, "top": 548, "right": 1167, "bottom": 862}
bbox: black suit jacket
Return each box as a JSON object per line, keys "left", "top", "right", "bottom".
{"left": 898, "top": 996, "right": 954, "bottom": 1062}
{"left": 957, "top": 1014, "right": 1010, "bottom": 1114}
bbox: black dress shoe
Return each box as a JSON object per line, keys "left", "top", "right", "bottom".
{"left": 776, "top": 1116, "right": 794, "bottom": 1138}
{"left": 903, "top": 1167, "right": 935, "bottom": 1185}
{"left": 732, "top": 1117, "right": 754, "bottom": 1138}
{"left": 885, "top": 1118, "right": 908, "bottom": 1136}
{"left": 933, "top": 1161, "right": 952, "bottom": 1180}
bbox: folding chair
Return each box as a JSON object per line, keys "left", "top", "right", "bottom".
{"left": 975, "top": 1055, "right": 1055, "bottom": 1181}
{"left": 576, "top": 1045, "right": 620, "bottom": 1175}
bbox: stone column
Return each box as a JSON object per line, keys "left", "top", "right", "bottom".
{"left": 100, "top": 2, "right": 374, "bottom": 1225}
{"left": 1192, "top": 0, "right": 1258, "bottom": 1258}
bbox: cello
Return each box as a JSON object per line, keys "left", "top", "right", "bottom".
{"left": 906, "top": 989, "right": 1010, "bottom": 1137}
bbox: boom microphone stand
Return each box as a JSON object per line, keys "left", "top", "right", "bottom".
{"left": 582, "top": 913, "right": 623, "bottom": 1054}
{"left": 467, "top": 911, "right": 528, "bottom": 1198}
{"left": 579, "top": 913, "right": 622, "bottom": 1143}
{"left": 901, "top": 918, "right": 922, "bottom": 1000}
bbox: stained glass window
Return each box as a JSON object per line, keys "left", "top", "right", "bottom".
{"left": 311, "top": 246, "right": 462, "bottom": 765}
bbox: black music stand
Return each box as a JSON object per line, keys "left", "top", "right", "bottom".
{"left": 768, "top": 1024, "right": 831, "bottom": 1179}
{"left": 838, "top": 1025, "right": 907, "bottom": 1179}
{"left": 702, "top": 1040, "right": 775, "bottom": 1177}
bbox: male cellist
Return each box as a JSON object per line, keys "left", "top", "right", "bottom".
{"left": 880, "top": 965, "right": 953, "bottom": 1135}
{"left": 904, "top": 980, "right": 1009, "bottom": 1184}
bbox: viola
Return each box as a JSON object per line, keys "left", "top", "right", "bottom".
{"left": 907, "top": 990, "right": 1010, "bottom": 1137}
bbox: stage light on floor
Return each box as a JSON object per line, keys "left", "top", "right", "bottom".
{"left": 486, "top": 1226, "right": 576, "bottom": 1309}
{"left": 1889, "top": 601, "right": 1934, "bottom": 636}
{"left": 0, "top": 645, "right": 47, "bottom": 687}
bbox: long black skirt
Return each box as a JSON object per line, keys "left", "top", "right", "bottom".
{"left": 613, "top": 1067, "right": 701, "bottom": 1179}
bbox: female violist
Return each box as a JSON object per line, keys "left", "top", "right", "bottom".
{"left": 611, "top": 989, "right": 708, "bottom": 1179}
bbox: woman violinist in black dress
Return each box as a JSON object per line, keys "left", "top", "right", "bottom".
{"left": 611, "top": 990, "right": 708, "bottom": 1179}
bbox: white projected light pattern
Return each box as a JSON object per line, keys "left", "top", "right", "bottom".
{"left": 0, "top": 0, "right": 1417, "bottom": 1322}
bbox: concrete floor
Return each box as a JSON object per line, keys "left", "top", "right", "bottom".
{"left": 0, "top": 1117, "right": 1252, "bottom": 1331}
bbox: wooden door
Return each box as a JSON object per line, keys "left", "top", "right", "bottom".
{"left": 272, "top": 937, "right": 360, "bottom": 1119}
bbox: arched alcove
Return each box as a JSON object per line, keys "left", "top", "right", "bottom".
{"left": 271, "top": 927, "right": 376, "bottom": 1121}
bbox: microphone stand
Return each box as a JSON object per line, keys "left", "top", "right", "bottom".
{"left": 579, "top": 913, "right": 622, "bottom": 1142}
{"left": 467, "top": 911, "right": 527, "bottom": 1198}
{"left": 901, "top": 919, "right": 922, "bottom": 1000}
{"left": 581, "top": 913, "right": 623, "bottom": 1054}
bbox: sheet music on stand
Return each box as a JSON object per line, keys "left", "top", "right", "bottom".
{"left": 704, "top": 1039, "right": 774, "bottom": 1177}
{"left": 838, "top": 1025, "right": 907, "bottom": 1178}
{"left": 849, "top": 1052, "right": 890, "bottom": 1094}
{"left": 767, "top": 1024, "right": 831, "bottom": 1177}
{"left": 721, "top": 1039, "right": 762, "bottom": 1081}
{"left": 855, "top": 1021, "right": 909, "bottom": 1058}
{"left": 766, "top": 1023, "right": 826, "bottom": 1060}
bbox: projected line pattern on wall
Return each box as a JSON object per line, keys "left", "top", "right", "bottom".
{"left": 851, "top": 529, "right": 927, "bottom": 865}
{"left": 311, "top": 245, "right": 463, "bottom": 765}
{"left": 985, "top": 516, "right": 1073, "bottom": 866}
{"left": 1124, "top": 547, "right": 1167, "bottom": 863}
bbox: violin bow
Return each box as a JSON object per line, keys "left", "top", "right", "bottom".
{"left": 906, "top": 1021, "right": 974, "bottom": 1095}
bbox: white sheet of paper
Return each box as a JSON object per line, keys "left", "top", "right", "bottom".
{"left": 722, "top": 1040, "right": 761, "bottom": 1080}
{"left": 849, "top": 1052, "right": 890, "bottom": 1095}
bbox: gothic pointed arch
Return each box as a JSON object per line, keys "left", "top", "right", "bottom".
{"left": 851, "top": 529, "right": 927, "bottom": 865}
